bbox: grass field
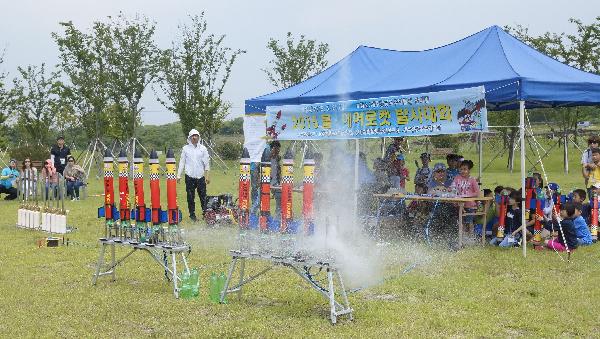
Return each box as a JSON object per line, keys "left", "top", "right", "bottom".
{"left": 1, "top": 138, "right": 600, "bottom": 338}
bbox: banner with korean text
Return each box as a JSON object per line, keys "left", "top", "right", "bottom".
{"left": 265, "top": 86, "right": 487, "bottom": 140}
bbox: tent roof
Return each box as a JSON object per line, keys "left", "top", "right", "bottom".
{"left": 246, "top": 25, "right": 600, "bottom": 113}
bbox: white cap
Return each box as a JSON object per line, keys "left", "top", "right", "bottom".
{"left": 187, "top": 129, "right": 201, "bottom": 143}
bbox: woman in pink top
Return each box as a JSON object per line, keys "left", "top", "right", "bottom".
{"left": 451, "top": 160, "right": 480, "bottom": 232}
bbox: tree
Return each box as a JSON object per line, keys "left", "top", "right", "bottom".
{"left": 11, "top": 64, "right": 62, "bottom": 144}
{"left": 0, "top": 51, "right": 12, "bottom": 147}
{"left": 505, "top": 18, "right": 600, "bottom": 144}
{"left": 98, "top": 13, "right": 166, "bottom": 140}
{"left": 52, "top": 21, "right": 111, "bottom": 140}
{"left": 156, "top": 14, "right": 244, "bottom": 141}
{"left": 263, "top": 32, "right": 329, "bottom": 89}
{"left": 219, "top": 117, "right": 243, "bottom": 135}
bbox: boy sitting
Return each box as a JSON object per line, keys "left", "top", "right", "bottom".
{"left": 573, "top": 202, "right": 593, "bottom": 246}
{"left": 572, "top": 189, "right": 590, "bottom": 222}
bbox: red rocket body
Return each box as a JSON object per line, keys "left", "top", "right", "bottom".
{"left": 591, "top": 195, "right": 598, "bottom": 229}
{"left": 259, "top": 148, "right": 271, "bottom": 232}
{"left": 118, "top": 150, "right": 130, "bottom": 223}
{"left": 103, "top": 151, "right": 114, "bottom": 221}
{"left": 149, "top": 150, "right": 161, "bottom": 225}
{"left": 133, "top": 150, "right": 146, "bottom": 224}
{"left": 238, "top": 148, "right": 251, "bottom": 229}
{"left": 280, "top": 148, "right": 294, "bottom": 233}
{"left": 166, "top": 148, "right": 179, "bottom": 225}
{"left": 303, "top": 151, "right": 315, "bottom": 235}
{"left": 534, "top": 191, "right": 543, "bottom": 234}
{"left": 496, "top": 194, "right": 507, "bottom": 238}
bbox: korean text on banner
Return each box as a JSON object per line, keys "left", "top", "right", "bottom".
{"left": 265, "top": 86, "right": 487, "bottom": 140}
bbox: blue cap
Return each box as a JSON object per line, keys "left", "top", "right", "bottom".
{"left": 548, "top": 183, "right": 560, "bottom": 192}
{"left": 396, "top": 154, "right": 405, "bottom": 161}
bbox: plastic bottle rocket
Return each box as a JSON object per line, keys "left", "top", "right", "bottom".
{"left": 118, "top": 149, "right": 130, "bottom": 239}
{"left": 103, "top": 150, "right": 115, "bottom": 238}
{"left": 133, "top": 149, "right": 147, "bottom": 242}
{"left": 218, "top": 272, "right": 227, "bottom": 304}
{"left": 533, "top": 188, "right": 545, "bottom": 245}
{"left": 525, "top": 177, "right": 535, "bottom": 219}
{"left": 302, "top": 148, "right": 315, "bottom": 236}
{"left": 591, "top": 191, "right": 598, "bottom": 241}
{"left": 165, "top": 148, "right": 180, "bottom": 242}
{"left": 209, "top": 272, "right": 219, "bottom": 303}
{"left": 238, "top": 147, "right": 251, "bottom": 229}
{"left": 259, "top": 147, "right": 271, "bottom": 232}
{"left": 149, "top": 150, "right": 163, "bottom": 241}
{"left": 280, "top": 148, "right": 294, "bottom": 233}
{"left": 496, "top": 191, "right": 508, "bottom": 239}
{"left": 548, "top": 183, "right": 561, "bottom": 217}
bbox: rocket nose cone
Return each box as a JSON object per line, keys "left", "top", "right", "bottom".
{"left": 284, "top": 147, "right": 294, "bottom": 160}
{"left": 261, "top": 147, "right": 271, "bottom": 162}
{"left": 166, "top": 148, "right": 175, "bottom": 158}
{"left": 104, "top": 149, "right": 112, "bottom": 158}
{"left": 242, "top": 147, "right": 250, "bottom": 158}
{"left": 119, "top": 149, "right": 127, "bottom": 158}
{"left": 150, "top": 150, "right": 158, "bottom": 159}
{"left": 134, "top": 148, "right": 142, "bottom": 159}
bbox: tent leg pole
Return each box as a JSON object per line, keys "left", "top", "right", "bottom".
{"left": 354, "top": 139, "right": 359, "bottom": 225}
{"left": 564, "top": 132, "right": 569, "bottom": 174}
{"left": 478, "top": 132, "right": 483, "bottom": 183}
{"left": 520, "top": 101, "right": 527, "bottom": 258}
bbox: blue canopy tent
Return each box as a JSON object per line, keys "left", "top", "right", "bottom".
{"left": 246, "top": 25, "right": 600, "bottom": 113}
{"left": 245, "top": 25, "right": 600, "bottom": 256}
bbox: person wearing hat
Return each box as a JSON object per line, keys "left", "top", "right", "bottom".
{"left": 0, "top": 159, "right": 19, "bottom": 200}
{"left": 389, "top": 152, "right": 409, "bottom": 189}
{"left": 582, "top": 135, "right": 600, "bottom": 190}
{"left": 50, "top": 135, "right": 71, "bottom": 175}
{"left": 414, "top": 152, "right": 432, "bottom": 190}
{"left": 177, "top": 129, "right": 210, "bottom": 222}
{"left": 428, "top": 162, "right": 453, "bottom": 194}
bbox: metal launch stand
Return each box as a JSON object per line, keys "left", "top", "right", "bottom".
{"left": 92, "top": 238, "right": 191, "bottom": 298}
{"left": 220, "top": 250, "right": 354, "bottom": 324}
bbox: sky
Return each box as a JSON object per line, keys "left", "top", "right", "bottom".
{"left": 0, "top": 0, "right": 598, "bottom": 125}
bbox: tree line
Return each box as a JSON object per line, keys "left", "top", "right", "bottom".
{"left": 0, "top": 13, "right": 598, "bottom": 157}
{"left": 0, "top": 12, "right": 329, "bottom": 148}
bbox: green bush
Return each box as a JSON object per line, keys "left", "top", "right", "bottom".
{"left": 8, "top": 144, "right": 50, "bottom": 162}
{"left": 214, "top": 141, "right": 241, "bottom": 160}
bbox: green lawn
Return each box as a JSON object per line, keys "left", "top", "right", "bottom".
{"left": 1, "top": 139, "right": 600, "bottom": 338}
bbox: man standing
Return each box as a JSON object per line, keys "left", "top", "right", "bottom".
{"left": 0, "top": 159, "right": 19, "bottom": 200}
{"left": 177, "top": 129, "right": 210, "bottom": 222}
{"left": 50, "top": 136, "right": 71, "bottom": 175}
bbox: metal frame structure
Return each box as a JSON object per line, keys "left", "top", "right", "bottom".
{"left": 220, "top": 251, "right": 353, "bottom": 324}
{"left": 92, "top": 239, "right": 191, "bottom": 298}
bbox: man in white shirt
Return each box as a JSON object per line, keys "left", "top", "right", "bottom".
{"left": 177, "top": 129, "right": 210, "bottom": 222}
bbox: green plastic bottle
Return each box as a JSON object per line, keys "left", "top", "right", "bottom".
{"left": 209, "top": 272, "right": 219, "bottom": 303}
{"left": 218, "top": 272, "right": 227, "bottom": 304}
{"left": 190, "top": 269, "right": 199, "bottom": 298}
